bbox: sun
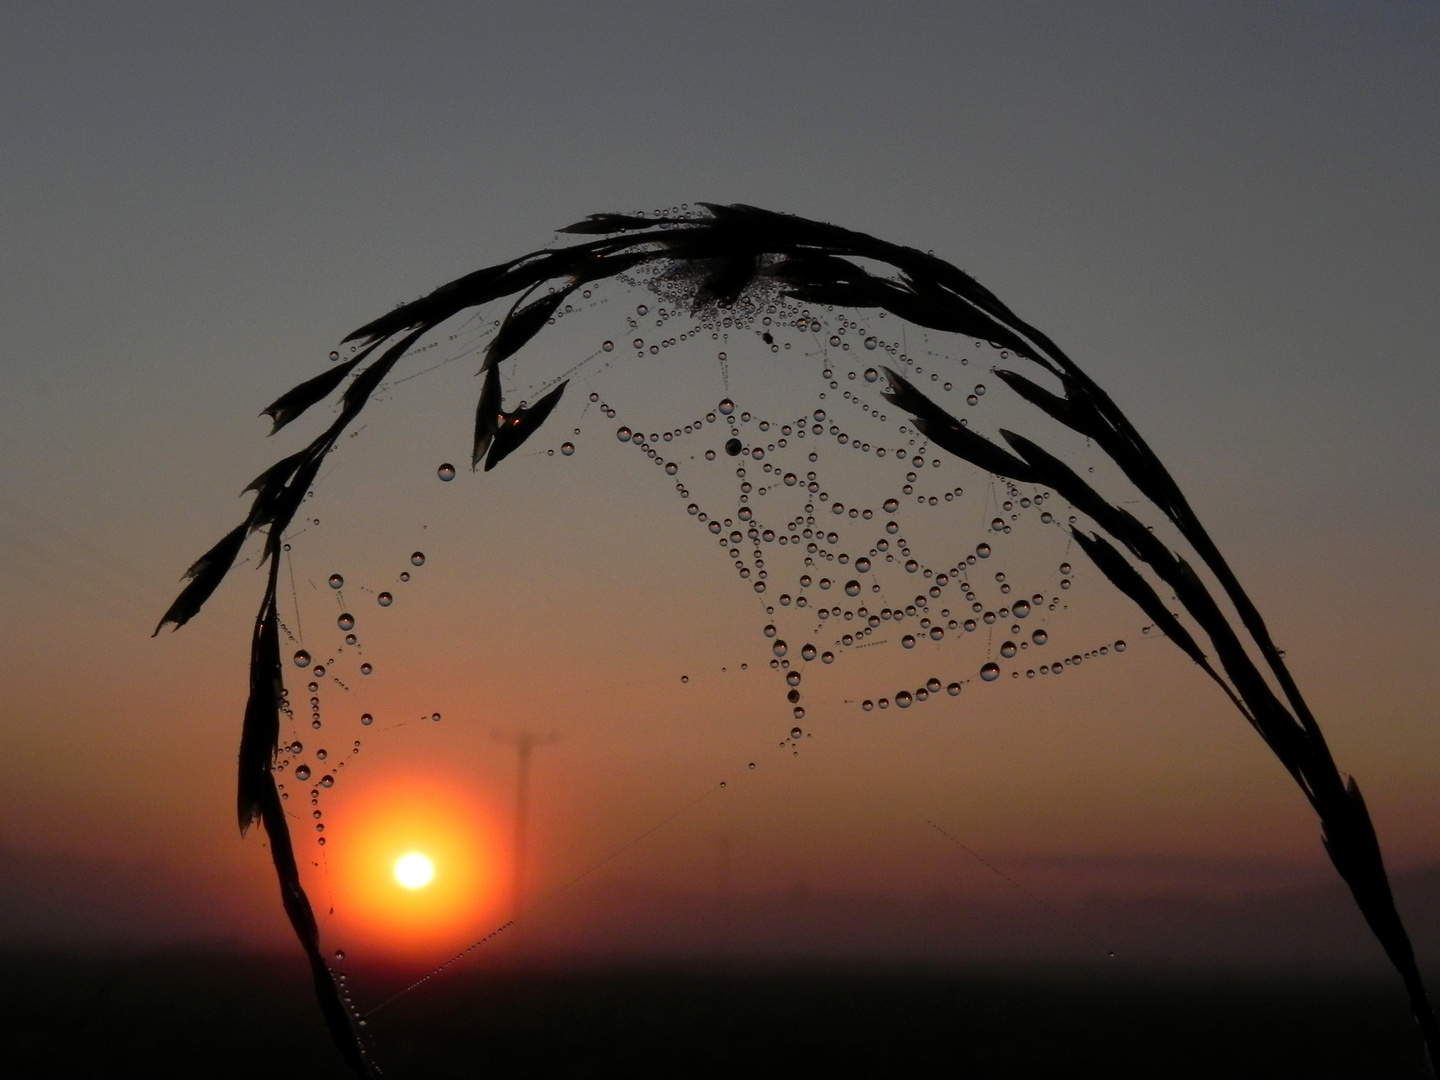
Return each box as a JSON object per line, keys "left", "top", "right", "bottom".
{"left": 394, "top": 852, "right": 434, "bottom": 889}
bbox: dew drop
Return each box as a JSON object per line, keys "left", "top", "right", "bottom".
{"left": 1012, "top": 599, "right": 1030, "bottom": 618}
{"left": 864, "top": 368, "right": 879, "bottom": 382}
{"left": 320, "top": 774, "right": 334, "bottom": 788}
{"left": 773, "top": 640, "right": 788, "bottom": 658}
{"left": 360, "top": 713, "right": 373, "bottom": 726}
{"left": 328, "top": 574, "right": 344, "bottom": 590}
{"left": 784, "top": 472, "right": 798, "bottom": 486}
{"left": 821, "top": 651, "right": 834, "bottom": 664}
{"left": 883, "top": 498, "right": 898, "bottom": 513}
{"left": 896, "top": 691, "right": 913, "bottom": 708}
{"left": 719, "top": 399, "right": 735, "bottom": 416}
{"left": 975, "top": 543, "right": 991, "bottom": 559}
{"left": 801, "top": 643, "right": 817, "bottom": 661}
{"left": 844, "top": 580, "right": 861, "bottom": 597}
{"left": 724, "top": 438, "right": 743, "bottom": 456}
{"left": 947, "top": 682, "right": 962, "bottom": 696}
{"left": 293, "top": 650, "right": 311, "bottom": 668}
{"left": 1114, "top": 640, "right": 1127, "bottom": 652}
{"left": 980, "top": 662, "right": 1001, "bottom": 682}
{"left": 561, "top": 442, "right": 575, "bottom": 456}
{"left": 437, "top": 463, "right": 456, "bottom": 482}
{"left": 864, "top": 337, "right": 878, "bottom": 350}
{"left": 1000, "top": 641, "right": 1018, "bottom": 659}
{"left": 617, "top": 426, "right": 632, "bottom": 442}
{"left": 901, "top": 634, "right": 916, "bottom": 649}
{"left": 1031, "top": 629, "right": 1048, "bottom": 646}
{"left": 360, "top": 663, "right": 372, "bottom": 675}
{"left": 790, "top": 727, "right": 803, "bottom": 739}
{"left": 334, "top": 950, "right": 346, "bottom": 962}
{"left": 602, "top": 340, "right": 614, "bottom": 352}
{"left": 295, "top": 765, "right": 311, "bottom": 781}
{"left": 926, "top": 678, "right": 942, "bottom": 693}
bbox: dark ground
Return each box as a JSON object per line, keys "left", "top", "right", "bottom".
{"left": 0, "top": 950, "right": 1429, "bottom": 1079}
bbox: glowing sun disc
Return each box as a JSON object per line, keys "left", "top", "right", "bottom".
{"left": 395, "top": 852, "right": 434, "bottom": 889}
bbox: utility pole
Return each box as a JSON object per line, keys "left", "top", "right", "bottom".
{"left": 492, "top": 731, "right": 559, "bottom": 922}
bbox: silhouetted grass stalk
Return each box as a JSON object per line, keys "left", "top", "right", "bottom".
{"left": 159, "top": 204, "right": 1437, "bottom": 1076}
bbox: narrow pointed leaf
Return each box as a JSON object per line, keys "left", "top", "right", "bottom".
{"left": 881, "top": 368, "right": 1037, "bottom": 482}
{"left": 260, "top": 355, "right": 365, "bottom": 434}
{"left": 237, "top": 579, "right": 282, "bottom": 833}
{"left": 993, "top": 368, "right": 1096, "bottom": 440}
{"left": 153, "top": 521, "right": 249, "bottom": 634}
{"left": 484, "top": 379, "right": 569, "bottom": 471}
{"left": 558, "top": 212, "right": 672, "bottom": 234}
{"left": 483, "top": 287, "right": 575, "bottom": 371}
{"left": 1070, "top": 528, "right": 1208, "bottom": 668}
{"left": 472, "top": 362, "right": 501, "bottom": 468}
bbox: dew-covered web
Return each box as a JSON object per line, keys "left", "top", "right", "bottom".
{"left": 264, "top": 242, "right": 1148, "bottom": 1022}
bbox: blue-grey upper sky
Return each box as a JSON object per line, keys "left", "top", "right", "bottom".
{"left": 1, "top": 1, "right": 1437, "bottom": 954}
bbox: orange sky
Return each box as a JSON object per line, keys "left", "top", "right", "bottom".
{"left": 1, "top": 5, "right": 1437, "bottom": 992}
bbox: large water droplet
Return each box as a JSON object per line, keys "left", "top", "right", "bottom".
{"left": 328, "top": 574, "right": 344, "bottom": 590}
{"left": 411, "top": 552, "right": 425, "bottom": 567}
{"left": 844, "top": 580, "right": 861, "bottom": 597}
{"left": 901, "top": 635, "right": 916, "bottom": 649}
{"left": 926, "top": 678, "right": 942, "bottom": 693}
{"left": 719, "top": 399, "right": 735, "bottom": 416}
{"left": 896, "top": 691, "right": 913, "bottom": 708}
{"left": 602, "top": 340, "right": 614, "bottom": 352}
{"left": 1114, "top": 639, "right": 1126, "bottom": 652}
{"left": 360, "top": 713, "right": 373, "bottom": 726}
{"left": 784, "top": 472, "right": 798, "bottom": 486}
{"left": 864, "top": 368, "right": 879, "bottom": 382}
{"left": 724, "top": 438, "right": 742, "bottom": 456}
{"left": 337, "top": 613, "right": 354, "bottom": 631}
{"left": 1012, "top": 599, "right": 1030, "bottom": 618}
{"left": 946, "top": 682, "right": 962, "bottom": 696}
{"left": 617, "top": 426, "right": 632, "bottom": 442}
{"left": 864, "top": 337, "right": 878, "bottom": 350}
{"left": 855, "top": 557, "right": 871, "bottom": 573}
{"left": 377, "top": 592, "right": 393, "bottom": 607}
{"left": 320, "top": 774, "right": 335, "bottom": 788}
{"left": 295, "top": 764, "right": 312, "bottom": 781}
{"left": 437, "top": 463, "right": 456, "bottom": 482}
{"left": 790, "top": 727, "right": 803, "bottom": 739}
{"left": 980, "top": 662, "right": 1000, "bottom": 682}
{"left": 293, "top": 650, "right": 311, "bottom": 668}
{"left": 773, "top": 640, "right": 788, "bottom": 658}
{"left": 975, "top": 543, "right": 991, "bottom": 558}
{"left": 883, "top": 498, "right": 898, "bottom": 513}
{"left": 801, "top": 644, "right": 817, "bottom": 661}
{"left": 561, "top": 442, "right": 575, "bottom": 456}
{"left": 1031, "top": 629, "right": 1048, "bottom": 646}
{"left": 1000, "top": 641, "right": 1018, "bottom": 658}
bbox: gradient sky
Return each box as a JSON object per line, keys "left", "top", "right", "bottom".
{"left": 2, "top": 2, "right": 1438, "bottom": 969}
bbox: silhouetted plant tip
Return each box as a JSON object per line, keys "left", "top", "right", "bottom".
{"left": 161, "top": 204, "right": 1439, "bottom": 1078}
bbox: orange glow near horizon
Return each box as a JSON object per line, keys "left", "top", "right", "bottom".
{"left": 320, "top": 773, "right": 503, "bottom": 959}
